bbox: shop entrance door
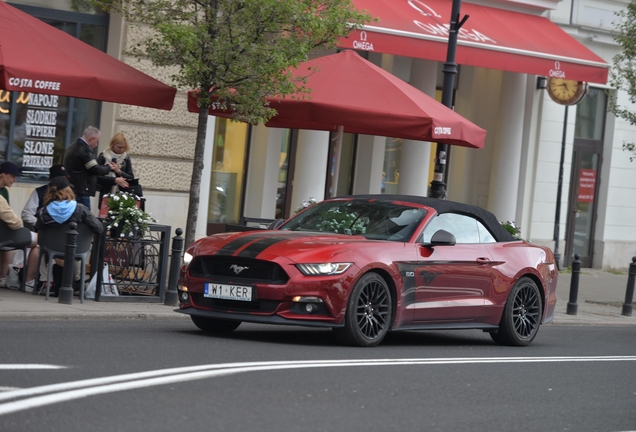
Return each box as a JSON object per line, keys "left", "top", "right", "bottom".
{"left": 564, "top": 138, "right": 602, "bottom": 268}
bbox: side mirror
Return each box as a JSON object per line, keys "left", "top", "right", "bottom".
{"left": 426, "top": 229, "right": 456, "bottom": 246}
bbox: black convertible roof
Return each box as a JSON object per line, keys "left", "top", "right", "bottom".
{"left": 341, "top": 194, "right": 516, "bottom": 242}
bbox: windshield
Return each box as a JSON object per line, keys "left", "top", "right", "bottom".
{"left": 280, "top": 200, "right": 427, "bottom": 242}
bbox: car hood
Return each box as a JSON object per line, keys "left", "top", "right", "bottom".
{"left": 192, "top": 230, "right": 390, "bottom": 263}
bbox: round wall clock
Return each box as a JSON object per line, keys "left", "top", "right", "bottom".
{"left": 547, "top": 77, "right": 589, "bottom": 105}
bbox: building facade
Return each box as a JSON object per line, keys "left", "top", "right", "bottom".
{"left": 3, "top": 0, "right": 636, "bottom": 270}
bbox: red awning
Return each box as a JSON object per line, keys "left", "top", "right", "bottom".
{"left": 340, "top": 0, "right": 608, "bottom": 84}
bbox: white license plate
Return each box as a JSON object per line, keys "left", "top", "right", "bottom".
{"left": 204, "top": 283, "right": 252, "bottom": 301}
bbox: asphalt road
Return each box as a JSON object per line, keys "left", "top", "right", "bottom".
{"left": 1, "top": 320, "right": 635, "bottom": 432}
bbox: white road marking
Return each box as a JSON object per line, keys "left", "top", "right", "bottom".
{"left": 0, "top": 365, "right": 66, "bottom": 370}
{"left": 0, "top": 356, "right": 635, "bottom": 416}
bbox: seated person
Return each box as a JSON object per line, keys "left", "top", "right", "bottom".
{"left": 36, "top": 177, "right": 103, "bottom": 294}
{"left": 0, "top": 195, "right": 39, "bottom": 291}
{"left": 21, "top": 164, "right": 69, "bottom": 231}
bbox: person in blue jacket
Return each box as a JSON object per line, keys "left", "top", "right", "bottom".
{"left": 36, "top": 176, "right": 103, "bottom": 294}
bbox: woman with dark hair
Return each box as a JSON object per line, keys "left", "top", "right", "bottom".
{"left": 36, "top": 176, "right": 103, "bottom": 295}
{"left": 36, "top": 177, "right": 103, "bottom": 233}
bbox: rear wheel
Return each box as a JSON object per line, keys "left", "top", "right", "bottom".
{"left": 191, "top": 315, "right": 241, "bottom": 334}
{"left": 333, "top": 272, "right": 392, "bottom": 347}
{"left": 491, "top": 277, "right": 542, "bottom": 346}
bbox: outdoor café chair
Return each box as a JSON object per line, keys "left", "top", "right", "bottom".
{"left": 35, "top": 221, "right": 94, "bottom": 303}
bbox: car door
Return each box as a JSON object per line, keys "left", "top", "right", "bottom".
{"left": 410, "top": 213, "right": 496, "bottom": 323}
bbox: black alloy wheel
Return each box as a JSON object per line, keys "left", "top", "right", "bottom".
{"left": 191, "top": 315, "right": 241, "bottom": 335}
{"left": 333, "top": 272, "right": 393, "bottom": 347}
{"left": 491, "top": 277, "right": 543, "bottom": 346}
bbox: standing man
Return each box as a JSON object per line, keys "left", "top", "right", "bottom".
{"left": 64, "top": 126, "right": 127, "bottom": 210}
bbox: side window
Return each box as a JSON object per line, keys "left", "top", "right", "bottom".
{"left": 477, "top": 222, "right": 496, "bottom": 243}
{"left": 421, "top": 213, "right": 481, "bottom": 244}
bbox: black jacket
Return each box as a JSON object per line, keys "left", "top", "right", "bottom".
{"left": 64, "top": 138, "right": 111, "bottom": 197}
{"left": 35, "top": 202, "right": 103, "bottom": 234}
{"left": 96, "top": 153, "right": 135, "bottom": 197}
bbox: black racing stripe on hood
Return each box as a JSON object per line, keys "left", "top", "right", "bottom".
{"left": 215, "top": 233, "right": 265, "bottom": 256}
{"left": 236, "top": 236, "right": 288, "bottom": 258}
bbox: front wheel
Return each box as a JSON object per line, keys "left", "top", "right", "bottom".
{"left": 491, "top": 277, "right": 543, "bottom": 346}
{"left": 333, "top": 272, "right": 393, "bottom": 347}
{"left": 191, "top": 315, "right": 241, "bottom": 335}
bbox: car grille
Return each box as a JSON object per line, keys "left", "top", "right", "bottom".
{"left": 188, "top": 256, "right": 289, "bottom": 284}
{"left": 190, "top": 294, "right": 280, "bottom": 313}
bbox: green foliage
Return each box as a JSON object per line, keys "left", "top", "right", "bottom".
{"left": 93, "top": 0, "right": 371, "bottom": 247}
{"left": 500, "top": 220, "right": 526, "bottom": 241}
{"left": 609, "top": 1, "right": 636, "bottom": 161}
{"left": 94, "top": 0, "right": 371, "bottom": 123}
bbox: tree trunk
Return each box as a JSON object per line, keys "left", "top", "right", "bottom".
{"left": 184, "top": 107, "right": 209, "bottom": 248}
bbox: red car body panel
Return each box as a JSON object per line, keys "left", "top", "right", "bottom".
{"left": 177, "top": 205, "right": 558, "bottom": 332}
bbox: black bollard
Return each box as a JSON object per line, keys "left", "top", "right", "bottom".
{"left": 621, "top": 256, "right": 636, "bottom": 317}
{"left": 58, "top": 222, "right": 78, "bottom": 305}
{"left": 566, "top": 254, "right": 581, "bottom": 315}
{"left": 164, "top": 228, "right": 184, "bottom": 306}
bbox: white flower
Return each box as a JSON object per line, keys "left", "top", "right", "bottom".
{"left": 113, "top": 222, "right": 118, "bottom": 227}
{"left": 113, "top": 195, "right": 119, "bottom": 201}
{"left": 120, "top": 233, "right": 125, "bottom": 237}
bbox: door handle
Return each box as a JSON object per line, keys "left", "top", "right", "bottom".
{"left": 476, "top": 257, "right": 491, "bottom": 265}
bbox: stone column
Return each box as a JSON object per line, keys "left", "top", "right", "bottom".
{"left": 195, "top": 115, "right": 216, "bottom": 240}
{"left": 487, "top": 71, "right": 527, "bottom": 221}
{"left": 398, "top": 59, "right": 437, "bottom": 196}
{"left": 290, "top": 129, "right": 329, "bottom": 210}
{"left": 244, "top": 125, "right": 283, "bottom": 219}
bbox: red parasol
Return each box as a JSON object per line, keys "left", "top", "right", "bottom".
{"left": 0, "top": 1, "right": 176, "bottom": 110}
{"left": 187, "top": 50, "right": 486, "bottom": 148}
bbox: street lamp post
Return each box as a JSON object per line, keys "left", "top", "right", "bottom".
{"left": 553, "top": 105, "right": 569, "bottom": 270}
{"left": 429, "top": 0, "right": 469, "bottom": 199}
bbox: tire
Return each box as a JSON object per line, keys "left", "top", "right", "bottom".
{"left": 191, "top": 315, "right": 241, "bottom": 334}
{"left": 333, "top": 272, "right": 392, "bottom": 347}
{"left": 491, "top": 277, "right": 543, "bottom": 347}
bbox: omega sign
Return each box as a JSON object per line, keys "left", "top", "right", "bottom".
{"left": 549, "top": 61, "right": 566, "bottom": 79}
{"left": 353, "top": 31, "right": 374, "bottom": 51}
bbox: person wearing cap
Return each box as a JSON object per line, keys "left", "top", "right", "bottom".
{"left": 64, "top": 126, "right": 127, "bottom": 210}
{"left": 0, "top": 161, "right": 21, "bottom": 204}
{"left": 36, "top": 176, "right": 103, "bottom": 295}
{"left": 21, "top": 164, "right": 70, "bottom": 231}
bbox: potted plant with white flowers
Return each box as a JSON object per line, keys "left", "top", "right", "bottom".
{"left": 104, "top": 191, "right": 157, "bottom": 238}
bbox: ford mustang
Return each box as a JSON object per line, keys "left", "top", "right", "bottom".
{"left": 176, "top": 195, "right": 558, "bottom": 347}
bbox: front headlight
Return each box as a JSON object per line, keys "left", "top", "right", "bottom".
{"left": 183, "top": 252, "right": 193, "bottom": 264}
{"left": 296, "top": 263, "right": 352, "bottom": 276}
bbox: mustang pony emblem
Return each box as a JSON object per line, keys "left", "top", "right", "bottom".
{"left": 230, "top": 264, "right": 249, "bottom": 275}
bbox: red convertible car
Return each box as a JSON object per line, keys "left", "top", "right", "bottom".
{"left": 176, "top": 195, "right": 558, "bottom": 347}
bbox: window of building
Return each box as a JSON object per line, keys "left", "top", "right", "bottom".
{"left": 1, "top": 4, "right": 108, "bottom": 180}
{"left": 208, "top": 118, "right": 249, "bottom": 224}
{"left": 574, "top": 87, "right": 606, "bottom": 140}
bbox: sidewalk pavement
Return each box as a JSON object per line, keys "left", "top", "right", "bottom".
{"left": 0, "top": 269, "right": 634, "bottom": 325}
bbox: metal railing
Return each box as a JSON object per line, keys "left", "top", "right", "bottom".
{"left": 90, "top": 223, "right": 171, "bottom": 302}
